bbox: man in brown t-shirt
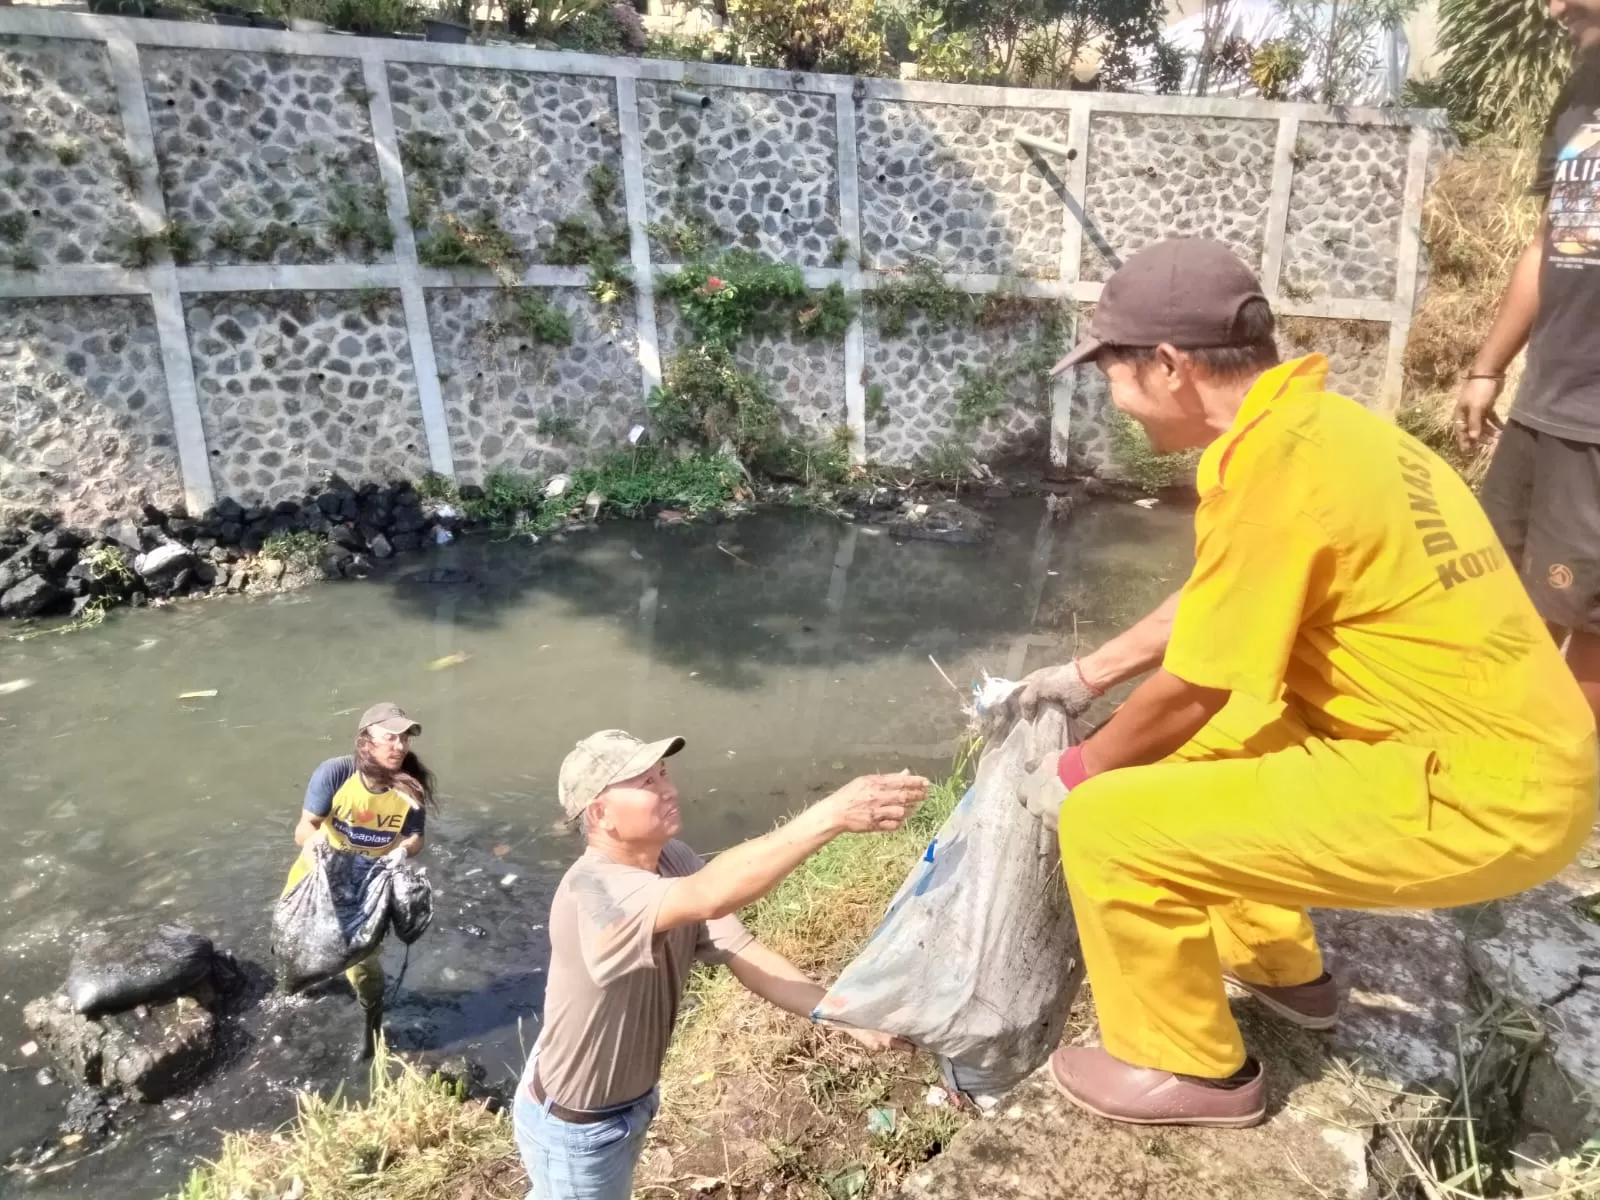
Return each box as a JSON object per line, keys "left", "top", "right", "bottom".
{"left": 1459, "top": 0, "right": 1600, "bottom": 719}
{"left": 514, "top": 729, "right": 925, "bottom": 1199}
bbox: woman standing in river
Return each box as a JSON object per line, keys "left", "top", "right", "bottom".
{"left": 284, "top": 702, "right": 434, "bottom": 1060}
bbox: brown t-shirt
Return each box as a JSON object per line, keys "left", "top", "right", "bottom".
{"left": 531, "top": 839, "right": 753, "bottom": 1111}
{"left": 1514, "top": 49, "right": 1600, "bottom": 442}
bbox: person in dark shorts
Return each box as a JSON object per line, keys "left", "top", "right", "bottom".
{"left": 1458, "top": 0, "right": 1600, "bottom": 717}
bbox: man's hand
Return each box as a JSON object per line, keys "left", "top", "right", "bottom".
{"left": 1454, "top": 375, "right": 1505, "bottom": 453}
{"left": 829, "top": 1024, "right": 913, "bottom": 1052}
{"left": 1018, "top": 661, "right": 1099, "bottom": 719}
{"left": 822, "top": 773, "right": 929, "bottom": 834}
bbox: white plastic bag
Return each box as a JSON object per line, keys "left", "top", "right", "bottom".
{"left": 814, "top": 695, "right": 1085, "bottom": 1101}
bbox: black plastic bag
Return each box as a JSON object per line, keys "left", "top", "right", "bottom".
{"left": 66, "top": 925, "right": 215, "bottom": 1017}
{"left": 271, "top": 841, "right": 433, "bottom": 992}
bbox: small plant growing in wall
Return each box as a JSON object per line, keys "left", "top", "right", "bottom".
{"left": 499, "top": 290, "right": 574, "bottom": 346}
{"left": 827, "top": 236, "right": 852, "bottom": 266}
{"left": 111, "top": 220, "right": 197, "bottom": 268}
{"left": 109, "top": 146, "right": 145, "bottom": 196}
{"left": 327, "top": 184, "right": 396, "bottom": 260}
{"left": 647, "top": 215, "right": 712, "bottom": 261}
{"left": 10, "top": 244, "right": 39, "bottom": 272}
{"left": 1108, "top": 409, "right": 1200, "bottom": 493}
{"left": 865, "top": 381, "right": 889, "bottom": 428}
{"left": 0, "top": 211, "right": 26, "bottom": 245}
{"left": 539, "top": 164, "right": 635, "bottom": 309}
{"left": 869, "top": 260, "right": 982, "bottom": 336}
{"left": 417, "top": 211, "right": 523, "bottom": 283}
{"left": 54, "top": 139, "right": 83, "bottom": 167}
{"left": 952, "top": 366, "right": 1009, "bottom": 431}
{"left": 794, "top": 282, "right": 857, "bottom": 340}
{"left": 536, "top": 413, "right": 581, "bottom": 442}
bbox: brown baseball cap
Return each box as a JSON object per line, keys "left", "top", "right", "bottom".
{"left": 359, "top": 701, "right": 421, "bottom": 737}
{"left": 558, "top": 729, "right": 685, "bottom": 820}
{"left": 1051, "top": 239, "right": 1269, "bottom": 375}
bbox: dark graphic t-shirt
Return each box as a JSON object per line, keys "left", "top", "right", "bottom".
{"left": 1514, "top": 50, "right": 1600, "bottom": 442}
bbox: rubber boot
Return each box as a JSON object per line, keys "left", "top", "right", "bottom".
{"left": 354, "top": 1001, "right": 384, "bottom": 1063}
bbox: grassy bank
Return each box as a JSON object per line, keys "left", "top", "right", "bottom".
{"left": 1399, "top": 140, "right": 1544, "bottom": 487}
{"left": 173, "top": 758, "right": 974, "bottom": 1200}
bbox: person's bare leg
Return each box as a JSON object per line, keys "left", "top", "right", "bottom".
{"left": 1563, "top": 628, "right": 1600, "bottom": 725}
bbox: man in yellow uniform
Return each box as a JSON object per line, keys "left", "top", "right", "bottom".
{"left": 1019, "top": 239, "right": 1597, "bottom": 1127}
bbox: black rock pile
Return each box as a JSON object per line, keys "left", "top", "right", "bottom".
{"left": 0, "top": 475, "right": 450, "bottom": 621}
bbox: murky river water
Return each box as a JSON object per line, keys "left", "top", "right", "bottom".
{"left": 0, "top": 498, "right": 1192, "bottom": 1197}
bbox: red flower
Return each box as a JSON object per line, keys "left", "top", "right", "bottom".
{"left": 702, "top": 276, "right": 726, "bottom": 293}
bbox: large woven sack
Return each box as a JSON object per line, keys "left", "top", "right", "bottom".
{"left": 815, "top": 699, "right": 1085, "bottom": 1100}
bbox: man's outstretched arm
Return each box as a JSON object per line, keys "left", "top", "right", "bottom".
{"left": 654, "top": 773, "right": 929, "bottom": 933}
{"left": 728, "top": 939, "right": 906, "bottom": 1052}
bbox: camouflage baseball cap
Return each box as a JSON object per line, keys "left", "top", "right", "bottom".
{"left": 558, "top": 729, "right": 685, "bottom": 820}
{"left": 359, "top": 701, "right": 420, "bottom": 737}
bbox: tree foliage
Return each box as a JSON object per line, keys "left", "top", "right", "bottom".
{"left": 929, "top": 0, "right": 1168, "bottom": 88}
{"left": 1433, "top": 0, "right": 1571, "bottom": 144}
{"left": 723, "top": 0, "right": 889, "bottom": 73}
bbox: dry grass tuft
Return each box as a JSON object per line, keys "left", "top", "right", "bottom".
{"left": 1335, "top": 978, "right": 1600, "bottom": 1200}
{"left": 1401, "top": 142, "right": 1545, "bottom": 486}
{"left": 173, "top": 1045, "right": 518, "bottom": 1200}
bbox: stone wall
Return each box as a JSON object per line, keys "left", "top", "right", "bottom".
{"left": 0, "top": 9, "right": 1444, "bottom": 528}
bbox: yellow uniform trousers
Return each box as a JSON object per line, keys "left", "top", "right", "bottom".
{"left": 1057, "top": 694, "right": 1597, "bottom": 1078}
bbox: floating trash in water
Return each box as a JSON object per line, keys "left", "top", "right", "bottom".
{"left": 1134, "top": 497, "right": 1159, "bottom": 509}
{"left": 0, "top": 679, "right": 33, "bottom": 695}
{"left": 177, "top": 690, "right": 218, "bottom": 700}
{"left": 428, "top": 652, "right": 469, "bottom": 671}
{"left": 492, "top": 843, "right": 510, "bottom": 857}
{"left": 500, "top": 874, "right": 517, "bottom": 887}
{"left": 18, "top": 1041, "right": 37, "bottom": 1058}
{"left": 434, "top": 527, "right": 454, "bottom": 545}
{"left": 133, "top": 639, "right": 159, "bottom": 651}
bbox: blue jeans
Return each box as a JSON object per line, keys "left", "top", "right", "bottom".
{"left": 512, "top": 1054, "right": 659, "bottom": 1200}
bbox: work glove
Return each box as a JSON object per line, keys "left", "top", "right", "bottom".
{"left": 1017, "top": 661, "right": 1100, "bottom": 720}
{"left": 384, "top": 846, "right": 410, "bottom": 868}
{"left": 1018, "top": 754, "right": 1069, "bottom": 826}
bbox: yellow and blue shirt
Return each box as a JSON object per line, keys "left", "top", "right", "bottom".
{"left": 281, "top": 756, "right": 424, "bottom": 894}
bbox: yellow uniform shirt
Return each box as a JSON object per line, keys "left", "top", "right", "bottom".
{"left": 1164, "top": 355, "right": 1594, "bottom": 760}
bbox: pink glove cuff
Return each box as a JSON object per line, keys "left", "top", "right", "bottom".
{"left": 1057, "top": 745, "right": 1091, "bottom": 790}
